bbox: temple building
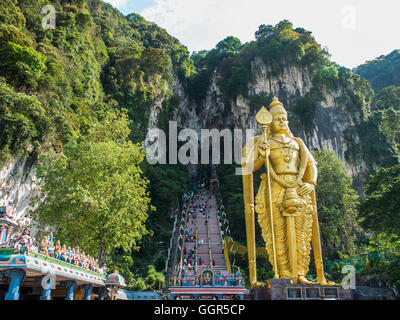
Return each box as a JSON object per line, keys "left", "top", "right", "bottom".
{"left": 0, "top": 203, "right": 163, "bottom": 300}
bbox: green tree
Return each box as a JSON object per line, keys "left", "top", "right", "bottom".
{"left": 32, "top": 112, "right": 152, "bottom": 266}
{"left": 0, "top": 77, "right": 51, "bottom": 163}
{"left": 359, "top": 232, "right": 400, "bottom": 291}
{"left": 313, "top": 150, "right": 361, "bottom": 259}
{"left": 359, "top": 164, "right": 400, "bottom": 235}
{"left": 215, "top": 36, "right": 242, "bottom": 59}
{"left": 374, "top": 86, "right": 400, "bottom": 111}
{"left": 128, "top": 265, "right": 165, "bottom": 291}
{"left": 131, "top": 277, "right": 147, "bottom": 291}
{"left": 145, "top": 265, "right": 165, "bottom": 291}
{"left": 354, "top": 50, "right": 400, "bottom": 92}
{"left": 255, "top": 24, "right": 275, "bottom": 42}
{"left": 0, "top": 41, "right": 46, "bottom": 88}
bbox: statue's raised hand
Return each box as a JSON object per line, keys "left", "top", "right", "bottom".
{"left": 297, "top": 183, "right": 314, "bottom": 196}
{"left": 257, "top": 137, "right": 270, "bottom": 159}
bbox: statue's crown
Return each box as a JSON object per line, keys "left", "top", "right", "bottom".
{"left": 269, "top": 97, "right": 287, "bottom": 117}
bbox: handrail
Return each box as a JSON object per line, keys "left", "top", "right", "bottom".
{"left": 216, "top": 197, "right": 225, "bottom": 248}
{"left": 178, "top": 194, "right": 192, "bottom": 277}
{"left": 165, "top": 213, "right": 178, "bottom": 273}
{"left": 206, "top": 193, "right": 212, "bottom": 269}
{"left": 215, "top": 196, "right": 230, "bottom": 272}
{"left": 195, "top": 197, "right": 199, "bottom": 272}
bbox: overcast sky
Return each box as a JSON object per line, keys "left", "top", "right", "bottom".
{"left": 105, "top": 0, "right": 400, "bottom": 69}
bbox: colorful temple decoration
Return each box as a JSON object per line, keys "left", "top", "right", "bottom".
{"left": 37, "top": 233, "right": 105, "bottom": 275}
{"left": 105, "top": 271, "right": 126, "bottom": 300}
{"left": 0, "top": 203, "right": 18, "bottom": 248}
{"left": 105, "top": 272, "right": 127, "bottom": 287}
{"left": 0, "top": 204, "right": 164, "bottom": 301}
{"left": 1, "top": 186, "right": 250, "bottom": 301}
{"left": 117, "top": 290, "right": 163, "bottom": 300}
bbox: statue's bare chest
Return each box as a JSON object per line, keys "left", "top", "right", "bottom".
{"left": 268, "top": 138, "right": 300, "bottom": 173}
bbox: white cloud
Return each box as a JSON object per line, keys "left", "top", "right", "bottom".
{"left": 104, "top": 0, "right": 129, "bottom": 7}
{"left": 140, "top": 0, "right": 400, "bottom": 68}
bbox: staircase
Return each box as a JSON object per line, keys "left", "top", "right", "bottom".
{"left": 179, "top": 189, "right": 228, "bottom": 277}
{"left": 167, "top": 187, "right": 249, "bottom": 300}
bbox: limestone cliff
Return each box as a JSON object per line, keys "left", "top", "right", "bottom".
{"left": 166, "top": 56, "right": 371, "bottom": 190}
{"left": 0, "top": 55, "right": 375, "bottom": 226}
{"left": 0, "top": 158, "right": 39, "bottom": 227}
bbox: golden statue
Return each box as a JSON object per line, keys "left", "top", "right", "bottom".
{"left": 242, "top": 97, "right": 334, "bottom": 288}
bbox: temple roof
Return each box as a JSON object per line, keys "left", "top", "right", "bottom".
{"left": 105, "top": 272, "right": 126, "bottom": 287}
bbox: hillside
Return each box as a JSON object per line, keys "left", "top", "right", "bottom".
{"left": 0, "top": 0, "right": 192, "bottom": 277}
{"left": 354, "top": 50, "right": 400, "bottom": 93}
{"left": 1, "top": 0, "right": 399, "bottom": 283}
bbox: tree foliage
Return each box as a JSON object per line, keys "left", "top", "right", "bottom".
{"left": 215, "top": 36, "right": 242, "bottom": 59}
{"left": 0, "top": 78, "right": 51, "bottom": 163}
{"left": 187, "top": 20, "right": 333, "bottom": 107}
{"left": 355, "top": 50, "right": 400, "bottom": 93}
{"left": 359, "top": 164, "right": 400, "bottom": 235}
{"left": 313, "top": 150, "right": 362, "bottom": 259}
{"left": 32, "top": 112, "right": 152, "bottom": 265}
{"left": 130, "top": 265, "right": 165, "bottom": 291}
{"left": 374, "top": 86, "right": 400, "bottom": 111}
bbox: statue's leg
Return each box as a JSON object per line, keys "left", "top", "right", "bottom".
{"left": 259, "top": 182, "right": 291, "bottom": 279}
{"left": 295, "top": 201, "right": 313, "bottom": 283}
{"left": 273, "top": 206, "right": 291, "bottom": 279}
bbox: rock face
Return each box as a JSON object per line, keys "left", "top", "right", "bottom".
{"left": 0, "top": 157, "right": 40, "bottom": 227}
{"left": 167, "top": 56, "right": 367, "bottom": 186}
{"left": 0, "top": 56, "right": 370, "bottom": 225}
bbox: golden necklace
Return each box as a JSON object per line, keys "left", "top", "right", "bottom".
{"left": 269, "top": 137, "right": 295, "bottom": 168}
{"left": 268, "top": 137, "right": 308, "bottom": 189}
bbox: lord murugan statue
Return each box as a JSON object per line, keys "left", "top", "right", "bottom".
{"left": 242, "top": 97, "right": 334, "bottom": 288}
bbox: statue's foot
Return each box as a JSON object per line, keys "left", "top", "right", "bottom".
{"left": 297, "top": 276, "right": 314, "bottom": 284}
{"left": 318, "top": 278, "right": 336, "bottom": 286}
{"left": 251, "top": 281, "right": 265, "bottom": 289}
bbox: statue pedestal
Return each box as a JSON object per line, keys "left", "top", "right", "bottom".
{"left": 252, "top": 279, "right": 353, "bottom": 300}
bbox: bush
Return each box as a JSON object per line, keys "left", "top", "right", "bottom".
{"left": 0, "top": 24, "right": 33, "bottom": 47}
{"left": 312, "top": 64, "right": 339, "bottom": 90}
{"left": 0, "top": 41, "right": 46, "bottom": 88}
{"left": 0, "top": 78, "right": 50, "bottom": 162}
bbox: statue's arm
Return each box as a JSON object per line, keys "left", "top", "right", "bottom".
{"left": 302, "top": 141, "right": 317, "bottom": 186}
{"left": 242, "top": 136, "right": 264, "bottom": 174}
{"left": 297, "top": 140, "right": 317, "bottom": 196}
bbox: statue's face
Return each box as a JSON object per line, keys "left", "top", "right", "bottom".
{"left": 271, "top": 113, "right": 289, "bottom": 134}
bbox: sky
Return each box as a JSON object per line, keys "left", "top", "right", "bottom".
{"left": 105, "top": 0, "right": 400, "bottom": 69}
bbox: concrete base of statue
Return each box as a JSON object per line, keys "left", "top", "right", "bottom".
{"left": 252, "top": 278, "right": 353, "bottom": 300}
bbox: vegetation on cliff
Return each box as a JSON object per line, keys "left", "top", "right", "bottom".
{"left": 355, "top": 50, "right": 400, "bottom": 93}
{"left": 32, "top": 112, "right": 152, "bottom": 267}
{"left": 0, "top": 0, "right": 192, "bottom": 282}
{"left": 1, "top": 0, "right": 399, "bottom": 290}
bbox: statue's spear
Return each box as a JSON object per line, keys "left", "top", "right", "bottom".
{"left": 256, "top": 106, "right": 279, "bottom": 279}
